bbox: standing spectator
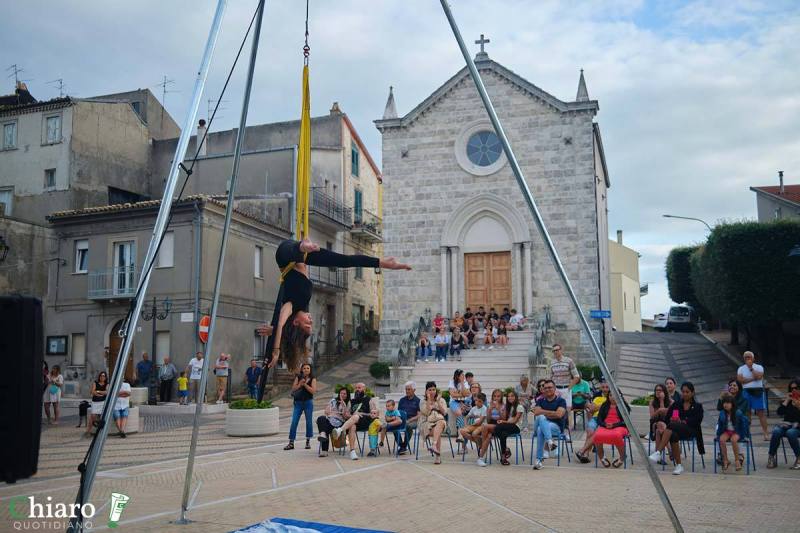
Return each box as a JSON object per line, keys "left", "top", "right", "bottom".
{"left": 648, "top": 382, "right": 704, "bottom": 475}
{"left": 419, "top": 381, "right": 448, "bottom": 464}
{"left": 450, "top": 328, "right": 466, "bottom": 361}
{"left": 43, "top": 365, "right": 63, "bottom": 425}
{"left": 717, "top": 393, "right": 748, "bottom": 472}
{"left": 477, "top": 389, "right": 505, "bottom": 467}
{"left": 86, "top": 371, "right": 108, "bottom": 436}
{"left": 496, "top": 320, "right": 509, "bottom": 349}
{"left": 464, "top": 318, "right": 479, "bottom": 349}
{"left": 509, "top": 309, "right": 525, "bottom": 330}
{"left": 495, "top": 390, "right": 524, "bottom": 465}
{"left": 766, "top": 379, "right": 800, "bottom": 469}
{"left": 158, "top": 356, "right": 177, "bottom": 403}
{"left": 113, "top": 378, "right": 132, "bottom": 438}
{"left": 665, "top": 377, "right": 681, "bottom": 406}
{"left": 397, "top": 381, "right": 420, "bottom": 455}
{"left": 176, "top": 371, "right": 189, "bottom": 405}
{"left": 451, "top": 311, "right": 464, "bottom": 332}
{"left": 501, "top": 307, "right": 512, "bottom": 322}
{"left": 532, "top": 380, "right": 567, "bottom": 469}
{"left": 475, "top": 306, "right": 486, "bottom": 329}
{"left": 285, "top": 363, "right": 317, "bottom": 450}
{"left": 214, "top": 353, "right": 230, "bottom": 404}
{"left": 432, "top": 312, "right": 445, "bottom": 331}
{"left": 245, "top": 360, "right": 262, "bottom": 400}
{"left": 463, "top": 307, "right": 474, "bottom": 322}
{"left": 550, "top": 344, "right": 580, "bottom": 411}
{"left": 515, "top": 375, "right": 535, "bottom": 431}
{"left": 587, "top": 394, "right": 630, "bottom": 468}
{"left": 416, "top": 331, "right": 432, "bottom": 363}
{"left": 737, "top": 351, "right": 769, "bottom": 440}
{"left": 135, "top": 352, "right": 153, "bottom": 388}
{"left": 433, "top": 328, "right": 449, "bottom": 362}
{"left": 187, "top": 352, "right": 205, "bottom": 404}
{"left": 317, "top": 388, "right": 350, "bottom": 457}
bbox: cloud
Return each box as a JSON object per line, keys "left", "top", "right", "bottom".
{"left": 2, "top": 0, "right": 798, "bottom": 322}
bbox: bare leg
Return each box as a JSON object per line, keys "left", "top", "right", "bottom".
{"left": 657, "top": 428, "right": 673, "bottom": 452}
{"left": 347, "top": 425, "right": 358, "bottom": 451}
{"left": 431, "top": 421, "right": 445, "bottom": 452}
{"left": 86, "top": 414, "right": 94, "bottom": 435}
{"left": 670, "top": 441, "right": 682, "bottom": 465}
{"left": 53, "top": 402, "right": 60, "bottom": 424}
{"left": 756, "top": 410, "right": 769, "bottom": 439}
{"left": 44, "top": 402, "right": 51, "bottom": 423}
{"left": 719, "top": 432, "right": 730, "bottom": 467}
{"left": 580, "top": 434, "right": 595, "bottom": 455}
{"left": 597, "top": 445, "right": 605, "bottom": 461}
{"left": 731, "top": 435, "right": 741, "bottom": 468}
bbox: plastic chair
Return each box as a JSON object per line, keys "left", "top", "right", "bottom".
{"left": 713, "top": 436, "right": 756, "bottom": 474}
{"left": 594, "top": 434, "right": 633, "bottom": 468}
{"left": 571, "top": 407, "right": 587, "bottom": 431}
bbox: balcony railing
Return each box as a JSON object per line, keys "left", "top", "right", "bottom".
{"left": 308, "top": 265, "right": 348, "bottom": 291}
{"left": 351, "top": 208, "right": 382, "bottom": 242}
{"left": 310, "top": 188, "right": 352, "bottom": 228}
{"left": 88, "top": 266, "right": 138, "bottom": 299}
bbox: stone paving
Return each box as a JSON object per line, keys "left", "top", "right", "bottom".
{"left": 4, "top": 347, "right": 800, "bottom": 532}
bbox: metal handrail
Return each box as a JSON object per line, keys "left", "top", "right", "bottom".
{"left": 308, "top": 265, "right": 348, "bottom": 290}
{"left": 390, "top": 315, "right": 428, "bottom": 367}
{"left": 352, "top": 208, "right": 382, "bottom": 237}
{"left": 529, "top": 305, "right": 551, "bottom": 367}
{"left": 88, "top": 266, "right": 139, "bottom": 299}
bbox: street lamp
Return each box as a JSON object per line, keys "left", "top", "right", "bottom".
{"left": 662, "top": 214, "right": 712, "bottom": 232}
{"left": 141, "top": 296, "right": 172, "bottom": 405}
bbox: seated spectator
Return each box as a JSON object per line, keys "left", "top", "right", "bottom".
{"left": 465, "top": 372, "right": 476, "bottom": 389}
{"left": 464, "top": 318, "right": 479, "bottom": 349}
{"left": 665, "top": 377, "right": 681, "bottom": 405}
{"left": 450, "top": 328, "right": 466, "bottom": 361}
{"left": 433, "top": 328, "right": 449, "bottom": 362}
{"left": 716, "top": 378, "right": 749, "bottom": 415}
{"left": 515, "top": 375, "right": 535, "bottom": 430}
{"left": 575, "top": 381, "right": 611, "bottom": 463}
{"left": 581, "top": 394, "right": 630, "bottom": 467}
{"left": 463, "top": 307, "right": 474, "bottom": 321}
{"left": 419, "top": 381, "right": 448, "bottom": 464}
{"left": 477, "top": 389, "right": 505, "bottom": 467}
{"left": 475, "top": 306, "right": 487, "bottom": 329}
{"left": 570, "top": 373, "right": 593, "bottom": 423}
{"left": 648, "top": 382, "right": 704, "bottom": 475}
{"left": 317, "top": 388, "right": 350, "bottom": 457}
{"left": 501, "top": 307, "right": 512, "bottom": 322}
{"left": 379, "top": 398, "right": 405, "bottom": 449}
{"left": 496, "top": 320, "right": 509, "bottom": 349}
{"left": 649, "top": 383, "right": 672, "bottom": 444}
{"left": 397, "top": 381, "right": 420, "bottom": 455}
{"left": 482, "top": 320, "right": 496, "bottom": 350}
{"left": 466, "top": 381, "right": 482, "bottom": 407}
{"left": 533, "top": 379, "right": 547, "bottom": 405}
{"left": 432, "top": 312, "right": 445, "bottom": 331}
{"left": 416, "top": 331, "right": 432, "bottom": 363}
{"left": 494, "top": 390, "right": 524, "bottom": 465}
{"left": 488, "top": 307, "right": 500, "bottom": 322}
{"left": 332, "top": 383, "right": 377, "bottom": 460}
{"left": 448, "top": 369, "right": 470, "bottom": 435}
{"left": 716, "top": 393, "right": 749, "bottom": 472}
{"left": 458, "top": 392, "right": 487, "bottom": 453}
{"left": 767, "top": 379, "right": 800, "bottom": 470}
{"left": 451, "top": 311, "right": 464, "bottom": 332}
{"left": 508, "top": 309, "right": 525, "bottom": 330}
{"left": 532, "top": 380, "right": 567, "bottom": 469}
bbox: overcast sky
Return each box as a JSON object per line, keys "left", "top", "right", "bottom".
{"left": 3, "top": 0, "right": 799, "bottom": 318}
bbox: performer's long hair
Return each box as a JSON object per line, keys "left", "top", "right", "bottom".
{"left": 280, "top": 312, "right": 310, "bottom": 372}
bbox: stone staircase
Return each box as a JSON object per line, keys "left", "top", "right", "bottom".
{"left": 398, "top": 329, "right": 537, "bottom": 392}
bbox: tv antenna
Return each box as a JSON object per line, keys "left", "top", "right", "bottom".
{"left": 154, "top": 75, "right": 177, "bottom": 129}
{"left": 207, "top": 97, "right": 228, "bottom": 124}
{"left": 48, "top": 78, "right": 66, "bottom": 97}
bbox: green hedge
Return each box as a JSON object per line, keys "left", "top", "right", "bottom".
{"left": 229, "top": 399, "right": 273, "bottom": 410}
{"left": 369, "top": 361, "right": 390, "bottom": 380}
{"left": 631, "top": 395, "right": 652, "bottom": 406}
{"left": 666, "top": 246, "right": 699, "bottom": 305}
{"left": 576, "top": 364, "right": 602, "bottom": 381}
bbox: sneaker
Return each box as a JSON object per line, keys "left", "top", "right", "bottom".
{"left": 317, "top": 432, "right": 328, "bottom": 443}
{"left": 649, "top": 451, "right": 662, "bottom": 464}
{"left": 350, "top": 450, "right": 359, "bottom": 461}
{"left": 792, "top": 458, "right": 800, "bottom": 470}
{"left": 476, "top": 458, "right": 487, "bottom": 467}
{"left": 767, "top": 455, "right": 777, "bottom": 469}
{"left": 533, "top": 460, "right": 543, "bottom": 470}
{"left": 398, "top": 448, "right": 409, "bottom": 456}
{"left": 672, "top": 464, "right": 683, "bottom": 475}
{"left": 319, "top": 451, "right": 328, "bottom": 457}
{"left": 120, "top": 432, "right": 126, "bottom": 439}
{"left": 216, "top": 400, "right": 223, "bottom": 404}
{"left": 367, "top": 450, "right": 376, "bottom": 457}
{"left": 489, "top": 346, "right": 494, "bottom": 351}
{"left": 542, "top": 450, "right": 550, "bottom": 459}
{"left": 545, "top": 439, "right": 557, "bottom": 451}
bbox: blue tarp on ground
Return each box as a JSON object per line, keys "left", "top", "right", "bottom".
{"left": 231, "top": 517, "right": 394, "bottom": 533}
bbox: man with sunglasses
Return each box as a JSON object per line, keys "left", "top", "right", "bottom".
{"left": 532, "top": 380, "right": 567, "bottom": 469}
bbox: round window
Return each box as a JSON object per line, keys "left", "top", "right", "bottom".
{"left": 466, "top": 130, "right": 502, "bottom": 167}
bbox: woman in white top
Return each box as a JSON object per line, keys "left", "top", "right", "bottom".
{"left": 43, "top": 365, "right": 64, "bottom": 424}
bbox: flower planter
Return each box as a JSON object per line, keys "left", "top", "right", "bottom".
{"left": 225, "top": 406, "right": 279, "bottom": 437}
{"left": 125, "top": 406, "right": 140, "bottom": 434}
{"left": 130, "top": 387, "right": 148, "bottom": 406}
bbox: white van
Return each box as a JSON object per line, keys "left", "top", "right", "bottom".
{"left": 666, "top": 305, "right": 697, "bottom": 332}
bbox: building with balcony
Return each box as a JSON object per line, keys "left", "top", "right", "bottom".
{"left": 44, "top": 196, "right": 289, "bottom": 395}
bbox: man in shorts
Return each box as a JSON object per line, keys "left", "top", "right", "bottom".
{"left": 737, "top": 351, "right": 769, "bottom": 440}
{"left": 113, "top": 378, "right": 132, "bottom": 438}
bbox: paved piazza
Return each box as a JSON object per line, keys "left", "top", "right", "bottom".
{"left": 2, "top": 406, "right": 798, "bottom": 533}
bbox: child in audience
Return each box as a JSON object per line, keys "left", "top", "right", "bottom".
{"left": 496, "top": 320, "right": 509, "bottom": 349}
{"left": 416, "top": 331, "right": 432, "bottom": 362}
{"left": 717, "top": 393, "right": 748, "bottom": 472}
{"left": 509, "top": 309, "right": 525, "bottom": 330}
{"left": 380, "top": 399, "right": 404, "bottom": 447}
{"left": 483, "top": 319, "right": 495, "bottom": 350}
{"left": 434, "top": 328, "right": 449, "bottom": 362}
{"left": 367, "top": 408, "right": 383, "bottom": 456}
{"left": 177, "top": 371, "right": 189, "bottom": 405}
{"left": 458, "top": 393, "right": 487, "bottom": 453}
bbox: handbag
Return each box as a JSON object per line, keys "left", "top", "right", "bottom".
{"left": 744, "top": 387, "right": 764, "bottom": 397}
{"left": 49, "top": 384, "right": 59, "bottom": 395}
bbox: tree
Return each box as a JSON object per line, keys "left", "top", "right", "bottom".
{"left": 665, "top": 246, "right": 699, "bottom": 305}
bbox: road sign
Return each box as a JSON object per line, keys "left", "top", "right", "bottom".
{"left": 590, "top": 309, "right": 611, "bottom": 319}
{"left": 198, "top": 315, "right": 210, "bottom": 343}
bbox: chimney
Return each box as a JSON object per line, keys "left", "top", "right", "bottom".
{"left": 197, "top": 119, "right": 207, "bottom": 156}
{"left": 779, "top": 170, "right": 784, "bottom": 194}
{"left": 616, "top": 230, "right": 623, "bottom": 245}
{"left": 330, "top": 102, "right": 341, "bottom": 115}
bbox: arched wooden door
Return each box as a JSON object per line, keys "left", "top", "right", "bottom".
{"left": 107, "top": 320, "right": 135, "bottom": 382}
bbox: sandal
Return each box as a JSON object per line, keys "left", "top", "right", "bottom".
{"left": 434, "top": 454, "right": 441, "bottom": 465}
{"left": 612, "top": 458, "right": 623, "bottom": 468}
{"left": 576, "top": 451, "right": 590, "bottom": 464}
{"left": 283, "top": 442, "right": 294, "bottom": 450}
{"left": 601, "top": 458, "right": 611, "bottom": 468}
{"left": 305, "top": 439, "right": 311, "bottom": 450}
{"left": 735, "top": 459, "right": 742, "bottom": 471}
{"left": 722, "top": 460, "right": 730, "bottom": 472}
{"left": 501, "top": 457, "right": 510, "bottom": 466}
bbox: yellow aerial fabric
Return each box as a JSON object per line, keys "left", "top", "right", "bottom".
{"left": 295, "top": 64, "right": 311, "bottom": 240}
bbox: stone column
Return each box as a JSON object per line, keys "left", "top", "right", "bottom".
{"left": 512, "top": 243, "right": 523, "bottom": 312}
{"left": 523, "top": 242, "right": 533, "bottom": 316}
{"left": 450, "top": 246, "right": 459, "bottom": 315}
{"left": 440, "top": 246, "right": 448, "bottom": 315}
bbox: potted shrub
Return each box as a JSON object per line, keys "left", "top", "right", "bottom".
{"left": 369, "top": 361, "right": 391, "bottom": 386}
{"left": 225, "top": 398, "right": 279, "bottom": 437}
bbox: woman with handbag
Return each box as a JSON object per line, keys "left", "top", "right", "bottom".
{"left": 316, "top": 387, "right": 350, "bottom": 457}
{"left": 285, "top": 363, "right": 317, "bottom": 450}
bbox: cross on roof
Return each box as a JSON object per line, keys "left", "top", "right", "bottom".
{"left": 475, "top": 34, "right": 490, "bottom": 53}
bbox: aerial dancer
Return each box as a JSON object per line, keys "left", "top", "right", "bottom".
{"left": 257, "top": 238, "right": 410, "bottom": 400}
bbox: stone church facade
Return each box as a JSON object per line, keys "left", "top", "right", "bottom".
{"left": 376, "top": 49, "right": 611, "bottom": 362}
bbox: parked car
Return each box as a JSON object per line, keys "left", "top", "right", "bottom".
{"left": 666, "top": 305, "right": 697, "bottom": 332}
{"left": 653, "top": 313, "right": 668, "bottom": 331}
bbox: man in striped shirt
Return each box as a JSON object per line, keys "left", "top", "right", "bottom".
{"left": 549, "top": 343, "right": 580, "bottom": 412}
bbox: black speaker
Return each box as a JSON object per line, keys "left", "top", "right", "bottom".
{"left": 0, "top": 296, "right": 43, "bottom": 483}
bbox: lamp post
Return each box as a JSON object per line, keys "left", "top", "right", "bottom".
{"left": 662, "top": 214, "right": 713, "bottom": 232}
{"left": 141, "top": 296, "right": 172, "bottom": 405}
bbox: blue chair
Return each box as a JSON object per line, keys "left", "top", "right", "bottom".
{"left": 594, "top": 435, "right": 634, "bottom": 468}
{"left": 414, "top": 426, "right": 455, "bottom": 460}
{"left": 713, "top": 436, "right": 756, "bottom": 474}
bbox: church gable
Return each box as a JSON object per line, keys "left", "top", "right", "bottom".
{"left": 375, "top": 58, "right": 598, "bottom": 132}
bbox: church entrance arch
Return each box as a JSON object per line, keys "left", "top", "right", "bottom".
{"left": 107, "top": 319, "right": 135, "bottom": 382}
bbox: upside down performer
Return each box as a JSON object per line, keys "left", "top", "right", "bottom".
{"left": 256, "top": 238, "right": 411, "bottom": 401}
